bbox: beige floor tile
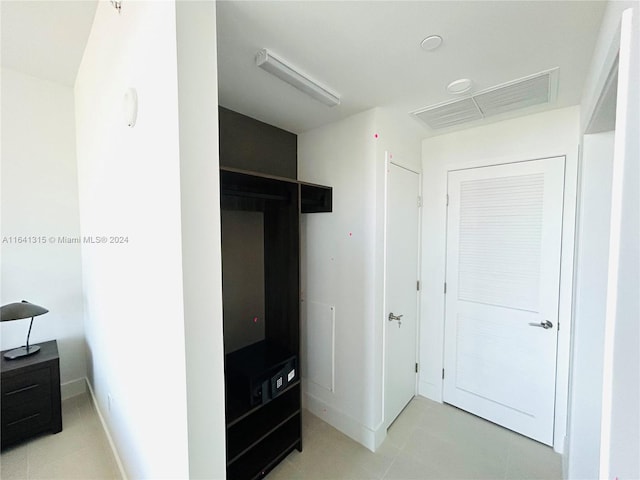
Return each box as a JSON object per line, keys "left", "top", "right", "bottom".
{"left": 61, "top": 396, "right": 80, "bottom": 416}
{"left": 28, "top": 444, "right": 117, "bottom": 480}
{"left": 386, "top": 409, "right": 421, "bottom": 449}
{"left": 505, "top": 434, "right": 562, "bottom": 480}
{"left": 302, "top": 408, "right": 326, "bottom": 433}
{"left": 76, "top": 393, "right": 99, "bottom": 420}
{"left": 3, "top": 392, "right": 561, "bottom": 480}
{"left": 416, "top": 402, "right": 463, "bottom": 439}
{"left": 0, "top": 444, "right": 28, "bottom": 480}
{"left": 76, "top": 443, "right": 120, "bottom": 479}
{"left": 346, "top": 440, "right": 400, "bottom": 479}
{"left": 285, "top": 427, "right": 375, "bottom": 479}
{"left": 403, "top": 428, "right": 506, "bottom": 480}
{"left": 287, "top": 433, "right": 341, "bottom": 471}
{"left": 266, "top": 459, "right": 305, "bottom": 480}
{"left": 26, "top": 420, "right": 93, "bottom": 471}
{"left": 0, "top": 393, "right": 120, "bottom": 480}
{"left": 282, "top": 412, "right": 399, "bottom": 479}
{"left": 274, "top": 397, "right": 561, "bottom": 480}
{"left": 383, "top": 451, "right": 448, "bottom": 480}
{"left": 296, "top": 456, "right": 376, "bottom": 480}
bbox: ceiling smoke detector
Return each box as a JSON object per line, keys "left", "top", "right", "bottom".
{"left": 421, "top": 35, "right": 443, "bottom": 51}
{"left": 412, "top": 68, "right": 559, "bottom": 130}
{"left": 447, "top": 78, "right": 473, "bottom": 94}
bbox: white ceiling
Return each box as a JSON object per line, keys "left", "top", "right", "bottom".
{"left": 1, "top": 0, "right": 97, "bottom": 86}
{"left": 217, "top": 1, "right": 607, "bottom": 134}
{"left": 1, "top": 1, "right": 606, "bottom": 136}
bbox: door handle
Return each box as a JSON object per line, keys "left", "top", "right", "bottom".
{"left": 388, "top": 313, "right": 403, "bottom": 322}
{"left": 529, "top": 320, "right": 553, "bottom": 329}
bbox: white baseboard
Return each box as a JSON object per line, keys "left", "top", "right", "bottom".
{"left": 418, "top": 380, "right": 442, "bottom": 402}
{"left": 303, "top": 391, "right": 386, "bottom": 452}
{"left": 61, "top": 378, "right": 87, "bottom": 400}
{"left": 85, "top": 379, "right": 128, "bottom": 480}
{"left": 562, "top": 435, "right": 569, "bottom": 479}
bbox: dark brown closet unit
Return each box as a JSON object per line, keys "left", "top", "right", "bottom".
{"left": 219, "top": 107, "right": 331, "bottom": 480}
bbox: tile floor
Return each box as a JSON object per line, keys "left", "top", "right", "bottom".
{"left": 0, "top": 392, "right": 120, "bottom": 479}
{"left": 268, "top": 396, "right": 562, "bottom": 480}
{"left": 1, "top": 393, "right": 561, "bottom": 480}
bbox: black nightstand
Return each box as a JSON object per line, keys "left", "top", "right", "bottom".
{"left": 1, "top": 340, "right": 62, "bottom": 449}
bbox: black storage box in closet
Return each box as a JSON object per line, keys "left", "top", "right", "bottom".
{"left": 226, "top": 340, "right": 298, "bottom": 407}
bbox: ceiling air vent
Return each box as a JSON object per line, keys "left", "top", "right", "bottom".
{"left": 415, "top": 97, "right": 483, "bottom": 129}
{"left": 412, "top": 68, "right": 559, "bottom": 130}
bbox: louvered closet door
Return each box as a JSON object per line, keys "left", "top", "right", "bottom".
{"left": 444, "top": 157, "right": 564, "bottom": 445}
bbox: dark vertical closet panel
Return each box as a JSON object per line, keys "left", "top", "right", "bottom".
{"left": 218, "top": 107, "right": 297, "bottom": 180}
{"left": 264, "top": 184, "right": 300, "bottom": 353}
{"left": 221, "top": 209, "right": 266, "bottom": 354}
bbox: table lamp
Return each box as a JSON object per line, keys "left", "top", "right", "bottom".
{"left": 1, "top": 300, "right": 49, "bottom": 360}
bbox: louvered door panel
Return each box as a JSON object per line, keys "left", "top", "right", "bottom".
{"left": 458, "top": 173, "right": 544, "bottom": 312}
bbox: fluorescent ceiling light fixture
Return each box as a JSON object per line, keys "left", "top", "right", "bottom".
{"left": 256, "top": 48, "right": 341, "bottom": 107}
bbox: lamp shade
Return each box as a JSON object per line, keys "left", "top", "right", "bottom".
{"left": 1, "top": 301, "right": 49, "bottom": 360}
{"left": 1, "top": 301, "right": 49, "bottom": 321}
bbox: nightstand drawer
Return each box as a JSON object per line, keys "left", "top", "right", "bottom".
{"left": 2, "top": 398, "right": 53, "bottom": 444}
{"left": 1, "top": 367, "right": 52, "bottom": 408}
{"left": 2, "top": 397, "right": 52, "bottom": 428}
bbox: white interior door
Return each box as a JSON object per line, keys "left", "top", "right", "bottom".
{"left": 385, "top": 160, "right": 420, "bottom": 429}
{"left": 444, "top": 157, "right": 564, "bottom": 445}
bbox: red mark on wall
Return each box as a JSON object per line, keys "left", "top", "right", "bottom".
{"left": 253, "top": 317, "right": 259, "bottom": 323}
{"left": 374, "top": 133, "right": 379, "bottom": 139}
{"left": 349, "top": 232, "right": 353, "bottom": 237}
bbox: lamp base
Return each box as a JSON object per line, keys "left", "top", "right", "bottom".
{"left": 3, "top": 345, "right": 40, "bottom": 360}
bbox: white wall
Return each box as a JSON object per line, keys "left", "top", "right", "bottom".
{"left": 298, "top": 108, "right": 421, "bottom": 450}
{"left": 419, "top": 106, "right": 580, "bottom": 453}
{"left": 572, "top": 4, "right": 639, "bottom": 479}
{"left": 566, "top": 131, "right": 614, "bottom": 479}
{"left": 175, "top": 1, "right": 227, "bottom": 478}
{"left": 581, "top": 1, "right": 638, "bottom": 133}
{"left": 1, "top": 68, "right": 86, "bottom": 398}
{"left": 599, "top": 6, "right": 639, "bottom": 479}
{"left": 75, "top": 2, "right": 189, "bottom": 477}
{"left": 299, "top": 110, "right": 378, "bottom": 448}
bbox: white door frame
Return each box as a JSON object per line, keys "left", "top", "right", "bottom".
{"left": 381, "top": 153, "right": 422, "bottom": 430}
{"left": 596, "top": 8, "right": 639, "bottom": 478}
{"left": 429, "top": 153, "right": 577, "bottom": 453}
